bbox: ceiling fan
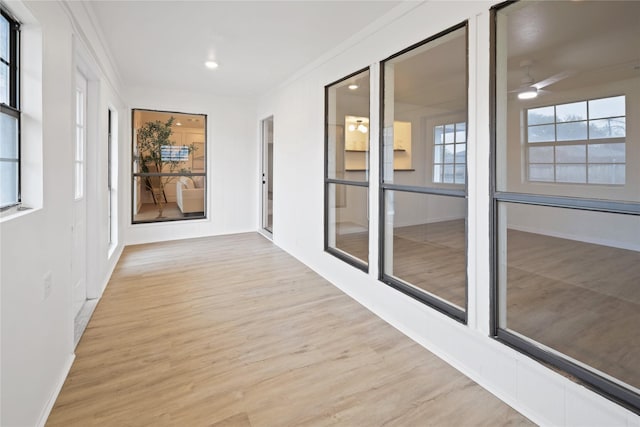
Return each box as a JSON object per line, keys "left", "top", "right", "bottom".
{"left": 512, "top": 59, "right": 573, "bottom": 100}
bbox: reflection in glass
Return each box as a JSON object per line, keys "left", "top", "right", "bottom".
{"left": 326, "top": 70, "right": 370, "bottom": 180}
{"left": 433, "top": 121, "right": 466, "bottom": 184}
{"left": 325, "top": 68, "right": 370, "bottom": 269}
{"left": 132, "top": 109, "right": 206, "bottom": 223}
{"left": 327, "top": 183, "right": 368, "bottom": 264}
{"left": 384, "top": 191, "right": 466, "bottom": 310}
{"left": 523, "top": 95, "right": 628, "bottom": 185}
{"left": 498, "top": 202, "right": 640, "bottom": 390}
{"left": 381, "top": 23, "right": 467, "bottom": 317}
{"left": 495, "top": 0, "right": 640, "bottom": 403}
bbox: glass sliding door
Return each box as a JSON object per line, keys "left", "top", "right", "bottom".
{"left": 492, "top": 0, "right": 640, "bottom": 411}
{"left": 380, "top": 23, "right": 468, "bottom": 322}
{"left": 325, "top": 68, "right": 370, "bottom": 270}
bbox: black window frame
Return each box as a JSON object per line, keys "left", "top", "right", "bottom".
{"left": 378, "top": 21, "right": 469, "bottom": 324}
{"left": 130, "top": 108, "right": 208, "bottom": 224}
{"left": 0, "top": 8, "right": 21, "bottom": 210}
{"left": 323, "top": 67, "right": 371, "bottom": 272}
{"left": 489, "top": 0, "right": 640, "bottom": 415}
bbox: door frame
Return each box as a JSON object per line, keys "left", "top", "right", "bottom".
{"left": 73, "top": 36, "right": 101, "bottom": 305}
{"left": 260, "top": 116, "right": 274, "bottom": 238}
{"left": 71, "top": 68, "right": 89, "bottom": 320}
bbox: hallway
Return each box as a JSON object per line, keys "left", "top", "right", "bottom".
{"left": 47, "top": 233, "right": 530, "bottom": 426}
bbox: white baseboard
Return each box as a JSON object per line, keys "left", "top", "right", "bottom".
{"left": 101, "top": 244, "right": 124, "bottom": 296}
{"left": 37, "top": 353, "right": 75, "bottom": 427}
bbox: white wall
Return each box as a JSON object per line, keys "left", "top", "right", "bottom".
{"left": 125, "top": 87, "right": 258, "bottom": 245}
{"left": 0, "top": 1, "right": 127, "bottom": 425}
{"left": 256, "top": 1, "right": 639, "bottom": 425}
{"left": 1, "top": 1, "right": 637, "bottom": 425}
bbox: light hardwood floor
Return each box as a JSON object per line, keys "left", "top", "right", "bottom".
{"left": 336, "top": 220, "right": 639, "bottom": 392}
{"left": 506, "top": 229, "right": 640, "bottom": 391}
{"left": 335, "top": 220, "right": 466, "bottom": 308}
{"left": 47, "top": 233, "right": 530, "bottom": 426}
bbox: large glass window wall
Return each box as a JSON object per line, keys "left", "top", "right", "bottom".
{"left": 325, "top": 68, "right": 371, "bottom": 270}
{"left": 492, "top": 0, "right": 640, "bottom": 411}
{"left": 380, "top": 23, "right": 468, "bottom": 321}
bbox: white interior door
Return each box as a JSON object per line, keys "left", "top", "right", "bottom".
{"left": 71, "top": 70, "right": 88, "bottom": 319}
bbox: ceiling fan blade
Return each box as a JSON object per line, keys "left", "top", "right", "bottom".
{"left": 533, "top": 70, "right": 574, "bottom": 89}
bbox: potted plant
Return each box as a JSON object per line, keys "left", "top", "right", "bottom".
{"left": 135, "top": 116, "right": 196, "bottom": 218}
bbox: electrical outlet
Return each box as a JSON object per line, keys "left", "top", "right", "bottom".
{"left": 43, "top": 272, "right": 52, "bottom": 300}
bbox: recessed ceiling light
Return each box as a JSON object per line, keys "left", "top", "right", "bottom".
{"left": 175, "top": 122, "right": 182, "bottom": 126}
{"left": 205, "top": 61, "right": 219, "bottom": 69}
{"left": 348, "top": 84, "right": 358, "bottom": 90}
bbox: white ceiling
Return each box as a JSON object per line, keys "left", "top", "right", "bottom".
{"left": 87, "top": 1, "right": 401, "bottom": 98}
{"left": 504, "top": 1, "right": 640, "bottom": 94}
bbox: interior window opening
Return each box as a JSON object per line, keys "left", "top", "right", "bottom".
{"left": 131, "top": 109, "right": 207, "bottom": 223}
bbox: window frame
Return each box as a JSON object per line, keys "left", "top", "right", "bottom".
{"left": 130, "top": 108, "right": 208, "bottom": 224}
{"left": 0, "top": 8, "right": 21, "bottom": 210}
{"left": 525, "top": 95, "right": 626, "bottom": 185}
{"left": 160, "top": 145, "right": 190, "bottom": 162}
{"left": 379, "top": 21, "right": 469, "bottom": 324}
{"left": 323, "top": 66, "right": 371, "bottom": 272}
{"left": 490, "top": 0, "right": 640, "bottom": 414}
{"left": 433, "top": 121, "right": 467, "bottom": 185}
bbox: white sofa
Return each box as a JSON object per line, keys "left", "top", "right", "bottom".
{"left": 176, "top": 176, "right": 205, "bottom": 214}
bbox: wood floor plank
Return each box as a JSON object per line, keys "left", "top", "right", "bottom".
{"left": 47, "top": 233, "right": 530, "bottom": 426}
{"left": 334, "top": 219, "right": 640, "bottom": 392}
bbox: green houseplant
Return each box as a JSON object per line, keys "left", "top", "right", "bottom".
{"left": 135, "top": 116, "right": 196, "bottom": 218}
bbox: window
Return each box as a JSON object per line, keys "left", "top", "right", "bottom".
{"left": 324, "top": 68, "right": 370, "bottom": 270}
{"left": 132, "top": 109, "right": 207, "bottom": 223}
{"left": 161, "top": 145, "right": 190, "bottom": 162}
{"left": 0, "top": 10, "right": 20, "bottom": 209}
{"left": 493, "top": 0, "right": 640, "bottom": 412}
{"left": 433, "top": 122, "right": 466, "bottom": 184}
{"left": 527, "top": 96, "right": 626, "bottom": 184}
{"left": 380, "top": 23, "right": 468, "bottom": 322}
{"left": 74, "top": 73, "right": 86, "bottom": 200}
